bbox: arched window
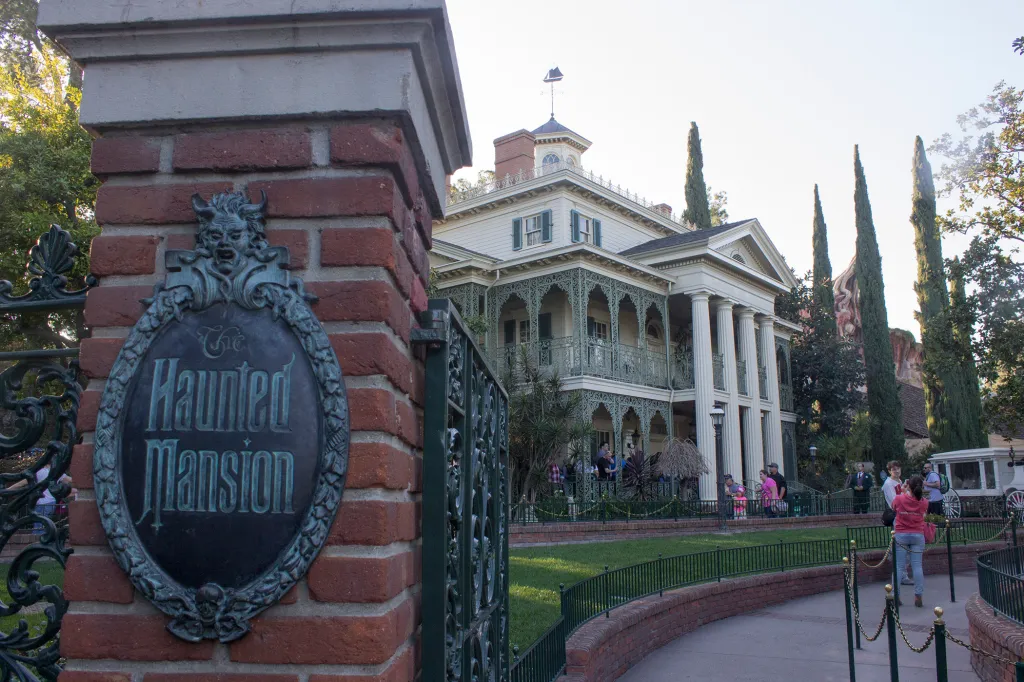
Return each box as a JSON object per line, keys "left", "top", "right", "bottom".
{"left": 567, "top": 156, "right": 578, "bottom": 167}
{"left": 542, "top": 153, "right": 560, "bottom": 166}
{"left": 646, "top": 323, "right": 661, "bottom": 340}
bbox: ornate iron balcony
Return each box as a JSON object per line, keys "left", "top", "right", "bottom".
{"left": 712, "top": 353, "right": 725, "bottom": 391}
{"left": 736, "top": 359, "right": 748, "bottom": 396}
{"left": 496, "top": 337, "right": 671, "bottom": 389}
{"left": 779, "top": 383, "right": 794, "bottom": 412}
{"left": 758, "top": 365, "right": 769, "bottom": 401}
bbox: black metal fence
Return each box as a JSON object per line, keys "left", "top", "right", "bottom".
{"left": 510, "top": 517, "right": 1016, "bottom": 682}
{"left": 977, "top": 545, "right": 1024, "bottom": 627}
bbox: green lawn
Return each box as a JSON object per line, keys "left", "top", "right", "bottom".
{"left": 509, "top": 527, "right": 848, "bottom": 650}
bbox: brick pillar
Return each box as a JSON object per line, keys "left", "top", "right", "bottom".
{"left": 40, "top": 2, "right": 470, "bottom": 679}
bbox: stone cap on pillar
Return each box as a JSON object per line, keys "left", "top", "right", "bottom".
{"left": 38, "top": 0, "right": 472, "bottom": 217}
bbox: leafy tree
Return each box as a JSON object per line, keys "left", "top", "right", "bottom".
{"left": 683, "top": 122, "right": 712, "bottom": 230}
{"left": 0, "top": 44, "right": 97, "bottom": 350}
{"left": 776, "top": 273, "right": 865, "bottom": 477}
{"left": 447, "top": 169, "right": 495, "bottom": 203}
{"left": 708, "top": 186, "right": 728, "bottom": 227}
{"left": 931, "top": 82, "right": 1024, "bottom": 434}
{"left": 506, "top": 349, "right": 592, "bottom": 502}
{"left": 910, "top": 136, "right": 985, "bottom": 451}
{"left": 853, "top": 146, "right": 905, "bottom": 468}
{"left": 811, "top": 184, "right": 836, "bottom": 336}
{"left": 1014, "top": 36, "right": 1023, "bottom": 56}
{"left": 946, "top": 259, "right": 987, "bottom": 444}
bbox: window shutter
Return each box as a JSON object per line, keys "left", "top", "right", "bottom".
{"left": 541, "top": 210, "right": 552, "bottom": 243}
{"left": 539, "top": 312, "right": 552, "bottom": 340}
{"left": 594, "top": 219, "right": 602, "bottom": 247}
{"left": 571, "top": 210, "right": 580, "bottom": 243}
{"left": 513, "top": 218, "right": 522, "bottom": 250}
{"left": 504, "top": 320, "right": 515, "bottom": 345}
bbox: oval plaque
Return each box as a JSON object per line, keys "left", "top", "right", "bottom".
{"left": 94, "top": 191, "right": 348, "bottom": 642}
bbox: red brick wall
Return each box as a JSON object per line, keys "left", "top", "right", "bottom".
{"left": 966, "top": 593, "right": 1024, "bottom": 682}
{"left": 560, "top": 542, "right": 1003, "bottom": 682}
{"left": 66, "top": 120, "right": 428, "bottom": 681}
{"left": 494, "top": 130, "right": 536, "bottom": 179}
{"left": 511, "top": 513, "right": 879, "bottom": 547}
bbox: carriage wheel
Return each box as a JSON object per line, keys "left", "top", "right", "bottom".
{"left": 943, "top": 489, "right": 962, "bottom": 518}
{"left": 1006, "top": 490, "right": 1024, "bottom": 521}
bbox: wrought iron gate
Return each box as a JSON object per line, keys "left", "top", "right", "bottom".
{"left": 0, "top": 225, "right": 92, "bottom": 680}
{"left": 416, "top": 300, "right": 511, "bottom": 682}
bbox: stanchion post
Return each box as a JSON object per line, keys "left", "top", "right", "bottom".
{"left": 945, "top": 519, "right": 955, "bottom": 603}
{"left": 851, "top": 540, "right": 861, "bottom": 650}
{"left": 842, "top": 558, "right": 857, "bottom": 682}
{"left": 884, "top": 584, "right": 900, "bottom": 682}
{"left": 933, "top": 607, "right": 948, "bottom": 682}
{"left": 891, "top": 531, "right": 900, "bottom": 616}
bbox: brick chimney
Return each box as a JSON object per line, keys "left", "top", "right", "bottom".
{"left": 494, "top": 129, "right": 535, "bottom": 179}
{"left": 653, "top": 203, "right": 673, "bottom": 216}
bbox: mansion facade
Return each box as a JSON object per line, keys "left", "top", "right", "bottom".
{"left": 431, "top": 118, "right": 800, "bottom": 497}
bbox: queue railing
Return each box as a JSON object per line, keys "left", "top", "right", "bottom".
{"left": 510, "top": 517, "right": 1018, "bottom": 682}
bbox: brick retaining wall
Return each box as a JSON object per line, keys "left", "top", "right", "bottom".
{"left": 966, "top": 593, "right": 1024, "bottom": 682}
{"left": 511, "top": 513, "right": 880, "bottom": 547}
{"left": 559, "top": 541, "right": 1001, "bottom": 682}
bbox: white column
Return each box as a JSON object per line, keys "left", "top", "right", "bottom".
{"left": 737, "top": 309, "right": 763, "bottom": 481}
{"left": 691, "top": 291, "right": 716, "bottom": 498}
{"left": 759, "top": 316, "right": 785, "bottom": 474}
{"left": 715, "top": 300, "right": 742, "bottom": 483}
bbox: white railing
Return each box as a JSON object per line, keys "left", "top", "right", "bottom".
{"left": 449, "top": 161, "right": 684, "bottom": 224}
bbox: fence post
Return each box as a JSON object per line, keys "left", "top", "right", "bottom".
{"left": 945, "top": 519, "right": 955, "bottom": 603}
{"left": 842, "top": 558, "right": 857, "bottom": 682}
{"left": 933, "top": 607, "right": 948, "bottom": 682}
{"left": 603, "top": 565, "right": 610, "bottom": 617}
{"left": 559, "top": 583, "right": 567, "bottom": 623}
{"left": 658, "top": 554, "right": 664, "bottom": 598}
{"left": 884, "top": 584, "right": 900, "bottom": 682}
{"left": 716, "top": 546, "right": 722, "bottom": 582}
{"left": 851, "top": 540, "right": 861, "bottom": 650}
{"left": 780, "top": 539, "right": 786, "bottom": 573}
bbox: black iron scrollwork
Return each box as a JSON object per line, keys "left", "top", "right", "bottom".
{"left": 0, "top": 225, "right": 91, "bottom": 681}
{"left": 0, "top": 225, "right": 96, "bottom": 311}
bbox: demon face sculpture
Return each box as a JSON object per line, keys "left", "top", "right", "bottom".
{"left": 191, "top": 191, "right": 268, "bottom": 275}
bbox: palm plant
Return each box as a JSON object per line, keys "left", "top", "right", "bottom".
{"left": 505, "top": 347, "right": 592, "bottom": 502}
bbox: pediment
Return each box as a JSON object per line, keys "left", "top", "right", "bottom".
{"left": 708, "top": 221, "right": 796, "bottom": 288}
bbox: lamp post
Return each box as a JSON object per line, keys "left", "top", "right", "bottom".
{"left": 809, "top": 445, "right": 817, "bottom": 481}
{"left": 711, "top": 405, "right": 726, "bottom": 531}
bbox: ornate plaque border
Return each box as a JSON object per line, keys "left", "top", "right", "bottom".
{"left": 93, "top": 191, "right": 349, "bottom": 642}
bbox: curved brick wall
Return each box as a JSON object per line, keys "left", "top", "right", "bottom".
{"left": 511, "top": 513, "right": 879, "bottom": 547}
{"left": 559, "top": 542, "right": 1002, "bottom": 682}
{"left": 966, "top": 593, "right": 1024, "bottom": 682}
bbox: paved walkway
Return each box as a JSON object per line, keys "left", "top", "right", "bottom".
{"left": 619, "top": 573, "right": 979, "bottom": 681}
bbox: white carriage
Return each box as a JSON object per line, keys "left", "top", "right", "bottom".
{"left": 928, "top": 447, "right": 1019, "bottom": 518}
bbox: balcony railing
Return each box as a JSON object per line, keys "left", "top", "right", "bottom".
{"left": 498, "top": 337, "right": 670, "bottom": 389}
{"left": 780, "top": 384, "right": 794, "bottom": 412}
{"left": 758, "top": 365, "right": 769, "bottom": 400}
{"left": 736, "top": 359, "right": 748, "bottom": 396}
{"left": 672, "top": 349, "right": 695, "bottom": 390}
{"left": 449, "top": 160, "right": 685, "bottom": 225}
{"left": 712, "top": 353, "right": 725, "bottom": 391}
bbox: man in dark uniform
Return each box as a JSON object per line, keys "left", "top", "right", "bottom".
{"left": 848, "top": 462, "right": 874, "bottom": 514}
{"left": 768, "top": 463, "right": 787, "bottom": 515}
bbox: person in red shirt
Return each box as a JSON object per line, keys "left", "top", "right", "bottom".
{"left": 893, "top": 475, "right": 929, "bottom": 607}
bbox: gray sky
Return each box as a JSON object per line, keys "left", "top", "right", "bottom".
{"left": 445, "top": 0, "right": 1024, "bottom": 336}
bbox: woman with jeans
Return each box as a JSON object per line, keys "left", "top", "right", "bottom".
{"left": 893, "top": 475, "right": 929, "bottom": 607}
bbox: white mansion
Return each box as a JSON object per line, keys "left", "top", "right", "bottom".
{"left": 431, "top": 118, "right": 801, "bottom": 496}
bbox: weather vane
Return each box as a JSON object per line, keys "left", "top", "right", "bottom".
{"left": 543, "top": 67, "right": 563, "bottom": 120}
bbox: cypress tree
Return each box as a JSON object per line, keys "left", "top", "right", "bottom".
{"left": 811, "top": 185, "right": 837, "bottom": 336}
{"left": 911, "top": 136, "right": 974, "bottom": 451}
{"left": 683, "top": 122, "right": 712, "bottom": 230}
{"left": 853, "top": 146, "right": 905, "bottom": 467}
{"left": 948, "top": 260, "right": 988, "bottom": 447}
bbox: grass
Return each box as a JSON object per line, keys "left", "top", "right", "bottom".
{"left": 509, "top": 527, "right": 848, "bottom": 649}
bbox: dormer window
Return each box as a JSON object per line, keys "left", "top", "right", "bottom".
{"left": 541, "top": 153, "right": 560, "bottom": 167}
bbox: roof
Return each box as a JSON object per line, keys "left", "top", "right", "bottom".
{"left": 899, "top": 381, "right": 929, "bottom": 439}
{"left": 618, "top": 220, "right": 750, "bottom": 256}
{"left": 532, "top": 116, "right": 583, "bottom": 137}
{"left": 431, "top": 238, "right": 497, "bottom": 262}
